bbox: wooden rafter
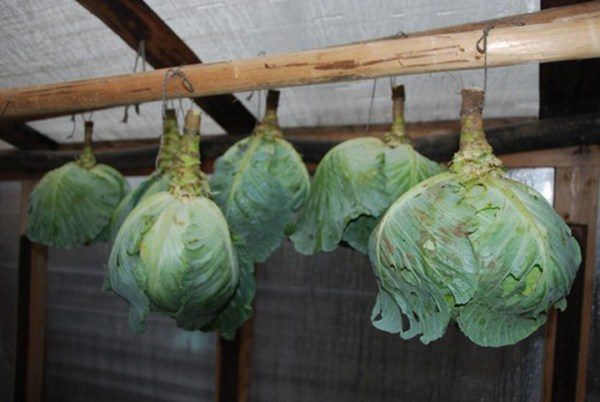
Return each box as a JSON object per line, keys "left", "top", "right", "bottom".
{"left": 75, "top": 0, "right": 257, "bottom": 134}
{"left": 0, "top": 123, "right": 58, "bottom": 150}
{"left": 1, "top": 1, "right": 600, "bottom": 121}
{"left": 56, "top": 117, "right": 533, "bottom": 151}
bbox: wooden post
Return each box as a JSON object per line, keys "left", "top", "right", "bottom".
{"left": 14, "top": 181, "right": 48, "bottom": 402}
{"left": 1, "top": 2, "right": 599, "bottom": 121}
{"left": 215, "top": 320, "right": 254, "bottom": 402}
{"left": 553, "top": 166, "right": 600, "bottom": 402}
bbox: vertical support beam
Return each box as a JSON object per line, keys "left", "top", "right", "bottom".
{"left": 539, "top": 2, "right": 600, "bottom": 400}
{"left": 545, "top": 224, "right": 587, "bottom": 401}
{"left": 14, "top": 181, "right": 48, "bottom": 402}
{"left": 543, "top": 166, "right": 600, "bottom": 401}
{"left": 555, "top": 167, "right": 599, "bottom": 402}
{"left": 215, "top": 319, "right": 254, "bottom": 402}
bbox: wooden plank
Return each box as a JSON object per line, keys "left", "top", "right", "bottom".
{"left": 0, "top": 123, "right": 58, "bottom": 150}
{"left": 75, "top": 0, "right": 257, "bottom": 134}
{"left": 57, "top": 117, "right": 533, "bottom": 151}
{"left": 500, "top": 145, "right": 600, "bottom": 168}
{"left": 2, "top": 2, "right": 600, "bottom": 121}
{"left": 554, "top": 166, "right": 600, "bottom": 402}
{"left": 14, "top": 181, "right": 48, "bottom": 402}
{"left": 546, "top": 224, "right": 588, "bottom": 402}
{"left": 538, "top": 1, "right": 600, "bottom": 397}
{"left": 215, "top": 320, "right": 254, "bottom": 402}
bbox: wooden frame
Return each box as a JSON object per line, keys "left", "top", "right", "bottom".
{"left": 4, "top": 1, "right": 599, "bottom": 401}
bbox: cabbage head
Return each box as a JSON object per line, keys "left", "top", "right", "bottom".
{"left": 369, "top": 89, "right": 581, "bottom": 347}
{"left": 27, "top": 122, "right": 129, "bottom": 248}
{"left": 292, "top": 86, "right": 443, "bottom": 254}
{"left": 211, "top": 90, "right": 310, "bottom": 262}
{"left": 110, "top": 109, "right": 180, "bottom": 240}
{"left": 107, "top": 110, "right": 240, "bottom": 333}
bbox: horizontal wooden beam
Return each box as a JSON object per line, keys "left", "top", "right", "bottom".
{"left": 75, "top": 0, "right": 257, "bottom": 134}
{"left": 0, "top": 112, "right": 597, "bottom": 180}
{"left": 57, "top": 117, "right": 532, "bottom": 151}
{"left": 0, "top": 123, "right": 58, "bottom": 150}
{"left": 1, "top": 2, "right": 599, "bottom": 121}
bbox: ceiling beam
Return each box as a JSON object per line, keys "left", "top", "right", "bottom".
{"left": 75, "top": 0, "right": 257, "bottom": 134}
{"left": 56, "top": 117, "right": 533, "bottom": 151}
{"left": 0, "top": 123, "right": 59, "bottom": 150}
{"left": 2, "top": 1, "right": 600, "bottom": 121}
{"left": 1, "top": 112, "right": 597, "bottom": 178}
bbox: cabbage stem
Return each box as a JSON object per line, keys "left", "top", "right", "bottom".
{"left": 77, "top": 121, "right": 96, "bottom": 170}
{"left": 170, "top": 109, "right": 206, "bottom": 198}
{"left": 156, "top": 109, "right": 180, "bottom": 172}
{"left": 256, "top": 90, "right": 283, "bottom": 140}
{"left": 451, "top": 88, "right": 502, "bottom": 178}
{"left": 383, "top": 85, "right": 410, "bottom": 147}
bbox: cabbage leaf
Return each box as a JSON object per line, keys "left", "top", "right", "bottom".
{"left": 110, "top": 109, "right": 180, "bottom": 240}
{"left": 211, "top": 99, "right": 309, "bottom": 262}
{"left": 292, "top": 138, "right": 443, "bottom": 254}
{"left": 27, "top": 136, "right": 128, "bottom": 249}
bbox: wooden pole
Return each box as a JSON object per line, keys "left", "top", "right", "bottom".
{"left": 1, "top": 2, "right": 600, "bottom": 121}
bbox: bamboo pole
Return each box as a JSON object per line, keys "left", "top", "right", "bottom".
{"left": 1, "top": 2, "right": 599, "bottom": 121}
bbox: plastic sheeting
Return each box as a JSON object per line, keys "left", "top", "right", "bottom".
{"left": 0, "top": 0, "right": 538, "bottom": 142}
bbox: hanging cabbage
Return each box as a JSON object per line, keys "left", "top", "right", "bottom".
{"left": 27, "top": 121, "right": 129, "bottom": 248}
{"left": 110, "top": 109, "right": 180, "bottom": 240}
{"left": 107, "top": 109, "right": 240, "bottom": 334}
{"left": 211, "top": 90, "right": 310, "bottom": 263}
{"left": 369, "top": 88, "right": 581, "bottom": 347}
{"left": 292, "top": 85, "right": 444, "bottom": 254}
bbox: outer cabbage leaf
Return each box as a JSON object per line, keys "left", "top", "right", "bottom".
{"left": 342, "top": 215, "right": 378, "bottom": 254}
{"left": 292, "top": 138, "right": 443, "bottom": 254}
{"left": 456, "top": 177, "right": 580, "bottom": 346}
{"left": 27, "top": 162, "right": 129, "bottom": 248}
{"left": 369, "top": 172, "right": 581, "bottom": 346}
{"left": 109, "top": 172, "right": 171, "bottom": 240}
{"left": 369, "top": 173, "right": 479, "bottom": 343}
{"left": 107, "top": 191, "right": 239, "bottom": 333}
{"left": 202, "top": 238, "right": 255, "bottom": 339}
{"left": 211, "top": 134, "right": 309, "bottom": 262}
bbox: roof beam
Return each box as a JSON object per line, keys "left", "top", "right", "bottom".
{"left": 1, "top": 112, "right": 598, "bottom": 178}
{"left": 0, "top": 123, "right": 58, "bottom": 150}
{"left": 75, "top": 0, "right": 257, "bottom": 134}
{"left": 56, "top": 117, "right": 533, "bottom": 151}
{"left": 1, "top": 1, "right": 600, "bottom": 121}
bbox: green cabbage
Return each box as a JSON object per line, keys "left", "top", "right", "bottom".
{"left": 110, "top": 109, "right": 180, "bottom": 240}
{"left": 107, "top": 110, "right": 240, "bottom": 333}
{"left": 211, "top": 91, "right": 310, "bottom": 262}
{"left": 369, "top": 89, "right": 581, "bottom": 347}
{"left": 27, "top": 122, "right": 129, "bottom": 248}
{"left": 292, "top": 86, "right": 444, "bottom": 254}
